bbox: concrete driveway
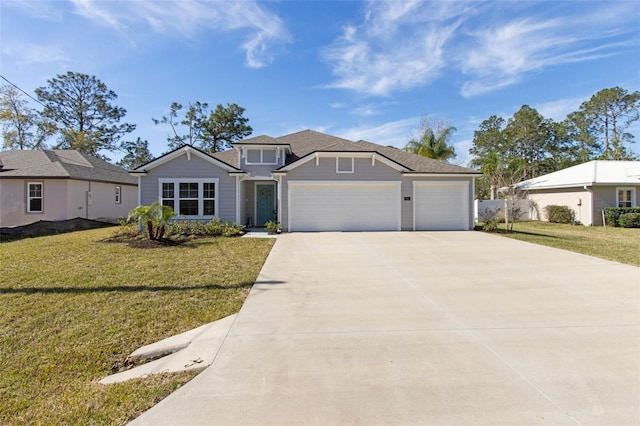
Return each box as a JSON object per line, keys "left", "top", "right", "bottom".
{"left": 132, "top": 232, "right": 640, "bottom": 425}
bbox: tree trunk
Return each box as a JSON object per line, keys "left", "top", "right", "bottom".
{"left": 146, "top": 221, "right": 154, "bottom": 240}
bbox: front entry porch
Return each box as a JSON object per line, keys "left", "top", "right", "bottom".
{"left": 240, "top": 180, "right": 278, "bottom": 228}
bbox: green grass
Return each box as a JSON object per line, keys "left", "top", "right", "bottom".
{"left": 0, "top": 227, "right": 274, "bottom": 425}
{"left": 493, "top": 221, "right": 640, "bottom": 266}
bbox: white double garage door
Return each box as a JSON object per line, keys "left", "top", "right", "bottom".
{"left": 288, "top": 181, "right": 469, "bottom": 232}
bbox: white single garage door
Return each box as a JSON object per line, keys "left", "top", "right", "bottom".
{"left": 414, "top": 181, "right": 469, "bottom": 231}
{"left": 289, "top": 181, "right": 401, "bottom": 232}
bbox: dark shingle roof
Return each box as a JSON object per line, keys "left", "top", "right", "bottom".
{"left": 0, "top": 150, "right": 137, "bottom": 184}
{"left": 142, "top": 130, "right": 479, "bottom": 175}
{"left": 209, "top": 149, "right": 239, "bottom": 169}
{"left": 353, "top": 140, "right": 477, "bottom": 174}
{"left": 263, "top": 130, "right": 477, "bottom": 174}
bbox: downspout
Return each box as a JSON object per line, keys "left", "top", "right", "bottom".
{"left": 235, "top": 175, "right": 241, "bottom": 225}
{"left": 86, "top": 180, "right": 92, "bottom": 219}
{"left": 583, "top": 185, "right": 594, "bottom": 226}
{"left": 471, "top": 176, "right": 477, "bottom": 230}
{"left": 275, "top": 174, "right": 282, "bottom": 228}
{"left": 137, "top": 175, "right": 143, "bottom": 231}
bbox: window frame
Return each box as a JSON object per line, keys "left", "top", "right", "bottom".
{"left": 245, "top": 148, "right": 279, "bottom": 165}
{"left": 616, "top": 187, "right": 636, "bottom": 208}
{"left": 115, "top": 186, "right": 122, "bottom": 204}
{"left": 27, "top": 182, "right": 43, "bottom": 213}
{"left": 336, "top": 157, "right": 354, "bottom": 174}
{"left": 158, "top": 178, "right": 219, "bottom": 218}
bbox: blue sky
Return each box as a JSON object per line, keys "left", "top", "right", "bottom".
{"left": 2, "top": 0, "right": 639, "bottom": 165}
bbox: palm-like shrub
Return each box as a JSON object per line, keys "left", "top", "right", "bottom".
{"left": 127, "top": 202, "right": 174, "bottom": 240}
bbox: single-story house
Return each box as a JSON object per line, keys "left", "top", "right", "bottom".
{"left": 0, "top": 150, "right": 138, "bottom": 227}
{"left": 515, "top": 160, "right": 640, "bottom": 226}
{"left": 130, "top": 130, "right": 480, "bottom": 232}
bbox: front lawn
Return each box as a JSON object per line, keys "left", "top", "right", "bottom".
{"left": 493, "top": 221, "right": 639, "bottom": 266}
{"left": 0, "top": 227, "right": 274, "bottom": 425}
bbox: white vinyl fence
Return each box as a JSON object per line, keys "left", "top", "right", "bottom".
{"left": 474, "top": 199, "right": 533, "bottom": 222}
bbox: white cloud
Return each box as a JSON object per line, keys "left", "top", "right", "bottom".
{"left": 4, "top": 0, "right": 63, "bottom": 20}
{"left": 322, "top": 1, "right": 465, "bottom": 96}
{"left": 69, "top": 0, "right": 290, "bottom": 68}
{"left": 333, "top": 118, "right": 418, "bottom": 148}
{"left": 322, "top": 1, "right": 638, "bottom": 98}
{"left": 2, "top": 43, "right": 69, "bottom": 66}
{"left": 534, "top": 96, "right": 588, "bottom": 122}
{"left": 458, "top": 3, "right": 639, "bottom": 97}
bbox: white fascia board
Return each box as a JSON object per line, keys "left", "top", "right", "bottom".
{"left": 135, "top": 146, "right": 238, "bottom": 173}
{"left": 278, "top": 151, "right": 409, "bottom": 173}
{"left": 403, "top": 173, "right": 479, "bottom": 178}
{"left": 516, "top": 182, "right": 595, "bottom": 191}
{"left": 288, "top": 180, "right": 402, "bottom": 187}
{"left": 242, "top": 175, "right": 277, "bottom": 181}
{"left": 239, "top": 144, "right": 292, "bottom": 154}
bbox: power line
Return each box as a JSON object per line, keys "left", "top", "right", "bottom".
{"left": 0, "top": 75, "right": 46, "bottom": 108}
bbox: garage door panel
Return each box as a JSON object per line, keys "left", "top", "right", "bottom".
{"left": 414, "top": 182, "right": 469, "bottom": 231}
{"left": 289, "top": 182, "right": 400, "bottom": 232}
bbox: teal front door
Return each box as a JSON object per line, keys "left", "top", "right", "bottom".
{"left": 256, "top": 184, "right": 276, "bottom": 226}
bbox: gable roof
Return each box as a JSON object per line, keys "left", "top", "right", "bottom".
{"left": 0, "top": 150, "right": 137, "bottom": 185}
{"left": 247, "top": 130, "right": 479, "bottom": 174}
{"left": 131, "top": 145, "right": 242, "bottom": 174}
{"left": 516, "top": 160, "right": 640, "bottom": 190}
{"left": 132, "top": 129, "right": 480, "bottom": 176}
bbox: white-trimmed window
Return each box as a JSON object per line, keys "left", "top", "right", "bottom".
{"left": 246, "top": 149, "right": 278, "bottom": 165}
{"left": 159, "top": 179, "right": 218, "bottom": 217}
{"left": 617, "top": 187, "right": 636, "bottom": 208}
{"left": 336, "top": 157, "right": 354, "bottom": 173}
{"left": 115, "top": 186, "right": 122, "bottom": 204}
{"left": 27, "top": 182, "right": 43, "bottom": 213}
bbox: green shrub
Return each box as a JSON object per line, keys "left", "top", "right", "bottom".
{"left": 165, "top": 218, "right": 244, "bottom": 237}
{"left": 604, "top": 207, "right": 640, "bottom": 227}
{"left": 265, "top": 221, "right": 281, "bottom": 233}
{"left": 544, "top": 205, "right": 575, "bottom": 224}
{"left": 482, "top": 218, "right": 499, "bottom": 232}
{"left": 618, "top": 213, "right": 640, "bottom": 228}
{"left": 111, "top": 219, "right": 141, "bottom": 238}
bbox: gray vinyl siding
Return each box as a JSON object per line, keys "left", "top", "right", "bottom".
{"left": 401, "top": 176, "right": 475, "bottom": 231}
{"left": 591, "top": 185, "right": 639, "bottom": 225}
{"left": 280, "top": 157, "right": 402, "bottom": 231}
{"left": 139, "top": 153, "right": 237, "bottom": 222}
{"left": 243, "top": 164, "right": 277, "bottom": 178}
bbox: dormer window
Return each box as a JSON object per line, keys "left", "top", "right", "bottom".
{"left": 246, "top": 148, "right": 278, "bottom": 165}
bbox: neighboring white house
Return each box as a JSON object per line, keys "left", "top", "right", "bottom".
{"left": 515, "top": 160, "right": 640, "bottom": 226}
{"left": 0, "top": 150, "right": 138, "bottom": 227}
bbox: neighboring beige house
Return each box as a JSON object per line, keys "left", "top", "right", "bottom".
{"left": 0, "top": 150, "right": 137, "bottom": 227}
{"left": 515, "top": 160, "right": 640, "bottom": 226}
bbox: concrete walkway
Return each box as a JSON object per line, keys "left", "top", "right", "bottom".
{"left": 131, "top": 232, "right": 640, "bottom": 425}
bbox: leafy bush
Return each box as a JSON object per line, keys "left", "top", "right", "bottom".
{"left": 544, "top": 205, "right": 574, "bottom": 224}
{"left": 604, "top": 207, "right": 640, "bottom": 227}
{"left": 482, "top": 218, "right": 499, "bottom": 232}
{"left": 265, "top": 221, "right": 281, "bottom": 233}
{"left": 618, "top": 213, "right": 640, "bottom": 228}
{"left": 165, "top": 218, "right": 244, "bottom": 237}
{"left": 111, "top": 218, "right": 140, "bottom": 238}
